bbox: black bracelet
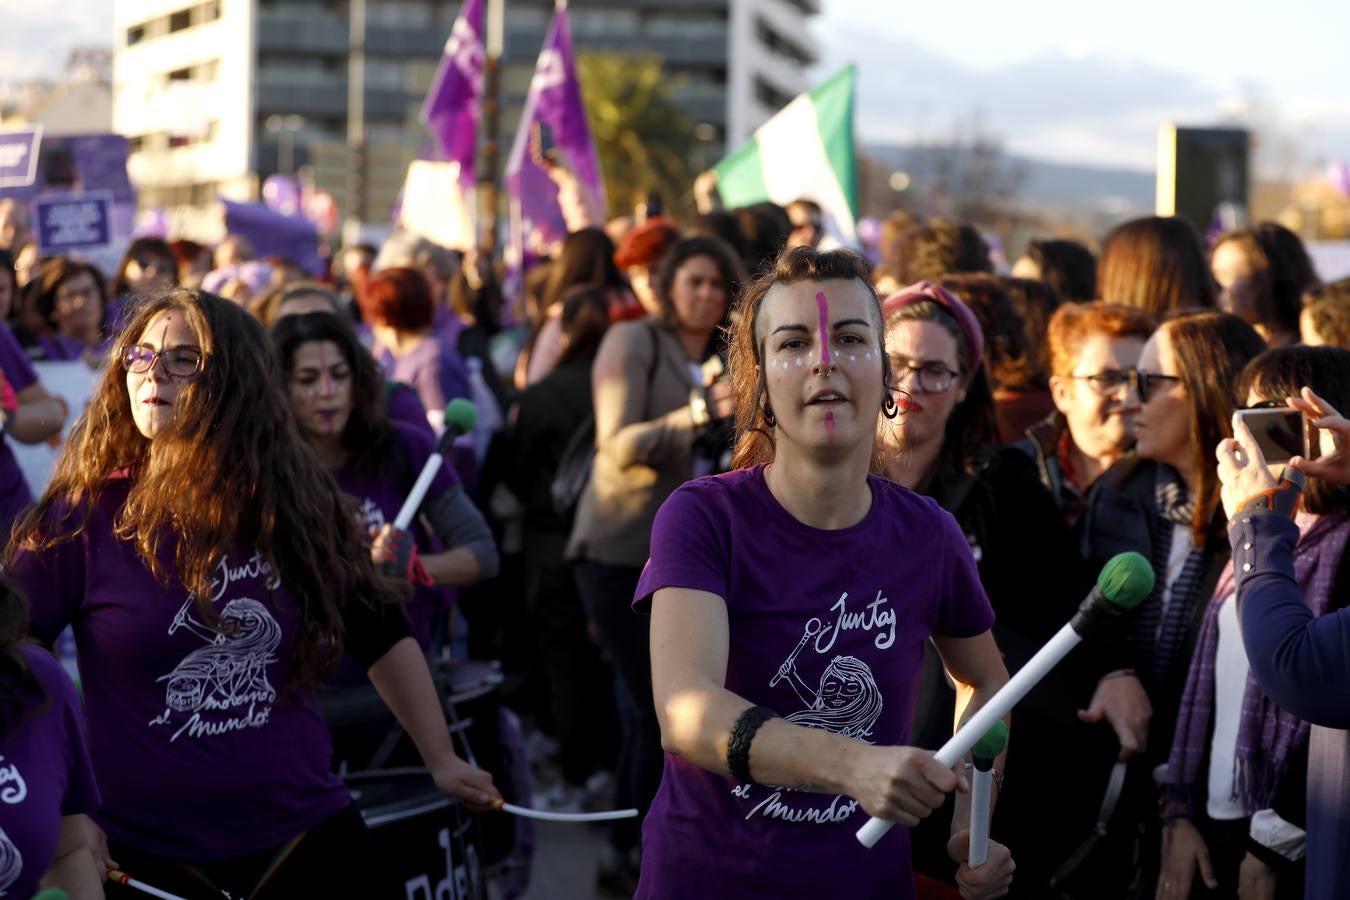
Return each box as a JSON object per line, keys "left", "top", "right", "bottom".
{"left": 727, "top": 705, "right": 779, "bottom": 784}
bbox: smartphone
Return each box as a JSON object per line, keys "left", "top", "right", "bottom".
{"left": 1234, "top": 407, "right": 1309, "bottom": 465}
{"left": 532, "top": 121, "right": 558, "bottom": 162}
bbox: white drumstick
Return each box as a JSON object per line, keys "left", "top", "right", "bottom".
{"left": 856, "top": 552, "right": 1154, "bottom": 848}
{"left": 966, "top": 721, "right": 1008, "bottom": 868}
{"left": 107, "top": 871, "right": 188, "bottom": 900}
{"left": 392, "top": 398, "right": 477, "bottom": 530}
{"left": 497, "top": 801, "right": 638, "bottom": 822}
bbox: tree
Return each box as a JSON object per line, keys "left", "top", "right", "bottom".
{"left": 576, "top": 52, "right": 696, "bottom": 220}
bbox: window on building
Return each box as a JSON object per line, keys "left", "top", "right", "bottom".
{"left": 169, "top": 9, "right": 192, "bottom": 32}
{"left": 168, "top": 67, "right": 193, "bottom": 81}
{"left": 127, "top": 135, "right": 146, "bottom": 154}
{"left": 754, "top": 17, "right": 813, "bottom": 67}
{"left": 127, "top": 25, "right": 146, "bottom": 46}
{"left": 753, "top": 76, "right": 793, "bottom": 111}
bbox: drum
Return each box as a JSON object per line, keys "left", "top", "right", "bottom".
{"left": 347, "top": 770, "right": 488, "bottom": 900}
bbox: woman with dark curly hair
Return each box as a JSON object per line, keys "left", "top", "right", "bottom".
{"left": 7, "top": 289, "right": 498, "bottom": 898}
{"left": 272, "top": 311, "right": 498, "bottom": 668}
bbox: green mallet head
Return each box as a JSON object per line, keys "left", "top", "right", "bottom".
{"left": 1097, "top": 551, "right": 1154, "bottom": 609}
{"left": 971, "top": 719, "right": 1009, "bottom": 762}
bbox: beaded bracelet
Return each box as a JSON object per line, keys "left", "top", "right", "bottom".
{"left": 727, "top": 705, "right": 779, "bottom": 784}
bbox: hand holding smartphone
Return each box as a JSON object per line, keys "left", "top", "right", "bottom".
{"left": 1232, "top": 407, "right": 1311, "bottom": 466}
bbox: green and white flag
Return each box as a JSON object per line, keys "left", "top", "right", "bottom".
{"left": 714, "top": 65, "right": 858, "bottom": 246}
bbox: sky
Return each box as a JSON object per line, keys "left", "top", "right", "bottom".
{"left": 3, "top": 0, "right": 1348, "bottom": 176}
{"left": 810, "top": 0, "right": 1350, "bottom": 174}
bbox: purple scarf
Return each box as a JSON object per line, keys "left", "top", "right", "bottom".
{"left": 1166, "top": 508, "right": 1350, "bottom": 817}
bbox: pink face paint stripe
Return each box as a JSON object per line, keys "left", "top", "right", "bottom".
{"left": 824, "top": 410, "right": 836, "bottom": 445}
{"left": 816, "top": 291, "right": 831, "bottom": 367}
{"left": 319, "top": 344, "right": 333, "bottom": 396}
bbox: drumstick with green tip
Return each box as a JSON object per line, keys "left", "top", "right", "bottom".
{"left": 968, "top": 720, "right": 1009, "bottom": 867}
{"left": 856, "top": 551, "right": 1155, "bottom": 848}
{"left": 393, "top": 397, "right": 477, "bottom": 531}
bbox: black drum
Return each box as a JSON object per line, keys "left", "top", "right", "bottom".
{"left": 347, "top": 770, "right": 488, "bottom": 900}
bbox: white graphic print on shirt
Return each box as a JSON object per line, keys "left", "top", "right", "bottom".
{"left": 148, "top": 553, "right": 284, "bottom": 743}
{"left": 0, "top": 757, "right": 23, "bottom": 895}
{"left": 734, "top": 590, "right": 892, "bottom": 824}
{"left": 0, "top": 826, "right": 20, "bottom": 896}
{"left": 358, "top": 496, "right": 386, "bottom": 534}
{"left": 0, "top": 759, "right": 24, "bottom": 805}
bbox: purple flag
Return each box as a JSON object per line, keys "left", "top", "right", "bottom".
{"left": 505, "top": 4, "right": 606, "bottom": 265}
{"left": 420, "top": 0, "right": 484, "bottom": 187}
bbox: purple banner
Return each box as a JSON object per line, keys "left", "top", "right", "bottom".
{"left": 0, "top": 127, "right": 41, "bottom": 189}
{"left": 505, "top": 5, "right": 606, "bottom": 262}
{"left": 35, "top": 191, "right": 112, "bottom": 253}
{"left": 420, "top": 0, "right": 484, "bottom": 188}
{"left": 220, "top": 198, "right": 323, "bottom": 275}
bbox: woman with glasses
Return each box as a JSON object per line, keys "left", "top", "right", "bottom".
{"left": 7, "top": 289, "right": 499, "bottom": 898}
{"left": 1078, "top": 311, "right": 1265, "bottom": 893}
{"left": 877, "top": 281, "right": 1112, "bottom": 894}
{"left": 16, "top": 257, "right": 109, "bottom": 362}
{"left": 1021, "top": 302, "right": 1157, "bottom": 526}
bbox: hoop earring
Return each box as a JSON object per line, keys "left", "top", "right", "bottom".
{"left": 882, "top": 394, "right": 898, "bottom": 420}
{"left": 763, "top": 405, "right": 776, "bottom": 428}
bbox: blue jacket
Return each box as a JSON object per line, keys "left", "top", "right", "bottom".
{"left": 1231, "top": 512, "right": 1350, "bottom": 899}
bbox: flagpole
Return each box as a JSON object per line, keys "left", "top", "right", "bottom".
{"left": 479, "top": 0, "right": 504, "bottom": 261}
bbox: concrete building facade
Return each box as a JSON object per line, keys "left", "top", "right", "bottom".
{"left": 112, "top": 0, "right": 819, "bottom": 231}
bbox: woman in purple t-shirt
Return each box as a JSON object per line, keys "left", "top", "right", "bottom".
{"left": 8, "top": 289, "right": 499, "bottom": 898}
{"left": 271, "top": 311, "right": 499, "bottom": 659}
{"left": 0, "top": 579, "right": 102, "bottom": 899}
{"left": 635, "top": 246, "right": 1016, "bottom": 899}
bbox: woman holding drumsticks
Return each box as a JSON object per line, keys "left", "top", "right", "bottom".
{"left": 635, "top": 246, "right": 1014, "bottom": 899}
{"left": 7, "top": 289, "right": 498, "bottom": 899}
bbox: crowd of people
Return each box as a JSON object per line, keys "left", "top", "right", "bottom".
{"left": 1, "top": 171, "right": 1349, "bottom": 900}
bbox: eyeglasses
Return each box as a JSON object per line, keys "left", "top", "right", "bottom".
{"left": 55, "top": 285, "right": 100, "bottom": 310}
{"left": 892, "top": 360, "right": 961, "bottom": 394}
{"left": 1069, "top": 368, "right": 1181, "bottom": 403}
{"left": 122, "top": 344, "right": 204, "bottom": 377}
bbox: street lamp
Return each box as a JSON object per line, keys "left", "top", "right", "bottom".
{"left": 265, "top": 114, "right": 306, "bottom": 176}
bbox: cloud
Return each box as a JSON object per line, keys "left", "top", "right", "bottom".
{"left": 0, "top": 4, "right": 112, "bottom": 83}
{"left": 813, "top": 21, "right": 1350, "bottom": 174}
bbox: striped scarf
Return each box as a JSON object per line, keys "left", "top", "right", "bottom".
{"left": 1166, "top": 509, "right": 1350, "bottom": 815}
{"left": 1129, "top": 465, "right": 1208, "bottom": 698}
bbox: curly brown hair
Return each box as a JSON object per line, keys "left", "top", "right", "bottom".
{"left": 727, "top": 246, "right": 897, "bottom": 469}
{"left": 10, "top": 289, "right": 396, "bottom": 684}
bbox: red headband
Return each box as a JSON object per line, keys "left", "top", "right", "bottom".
{"left": 880, "top": 280, "right": 985, "bottom": 371}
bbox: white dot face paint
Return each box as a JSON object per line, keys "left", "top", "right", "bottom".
{"left": 757, "top": 279, "right": 886, "bottom": 456}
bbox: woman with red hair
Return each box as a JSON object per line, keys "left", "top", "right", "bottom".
{"left": 359, "top": 266, "right": 470, "bottom": 428}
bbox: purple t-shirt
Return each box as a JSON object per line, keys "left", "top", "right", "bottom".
{"left": 331, "top": 421, "right": 457, "bottom": 677}
{"left": 0, "top": 644, "right": 100, "bottom": 900}
{"left": 10, "top": 475, "right": 352, "bottom": 860}
{"left": 0, "top": 324, "right": 37, "bottom": 536}
{"left": 374, "top": 334, "right": 470, "bottom": 421}
{"left": 632, "top": 466, "right": 994, "bottom": 900}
